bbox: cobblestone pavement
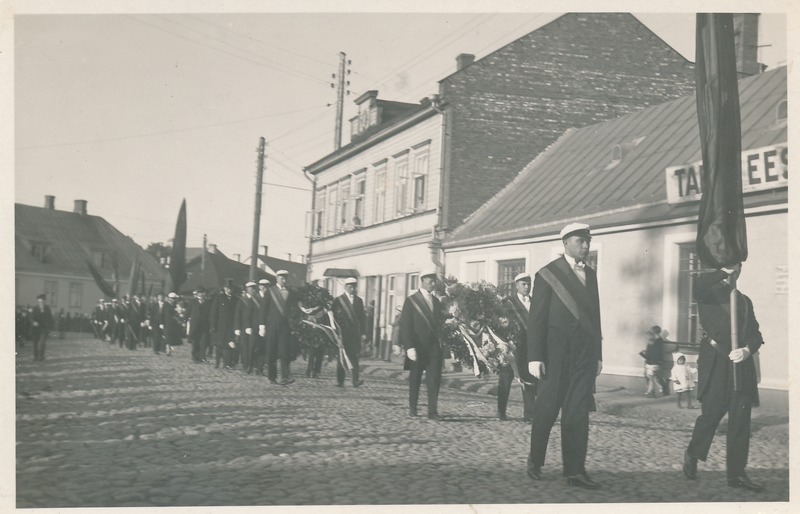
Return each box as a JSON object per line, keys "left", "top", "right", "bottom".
{"left": 15, "top": 336, "right": 789, "bottom": 508}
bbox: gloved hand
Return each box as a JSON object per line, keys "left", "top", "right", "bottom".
{"left": 259, "top": 325, "right": 266, "bottom": 338}
{"left": 159, "top": 324, "right": 164, "bottom": 330}
{"left": 528, "top": 361, "right": 545, "bottom": 380}
{"left": 228, "top": 341, "right": 236, "bottom": 348}
{"left": 729, "top": 347, "right": 751, "bottom": 363}
{"left": 245, "top": 328, "right": 252, "bottom": 335}
{"left": 406, "top": 348, "right": 418, "bottom": 361}
{"left": 234, "top": 329, "right": 241, "bottom": 336}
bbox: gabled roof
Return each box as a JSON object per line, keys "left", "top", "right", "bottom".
{"left": 15, "top": 203, "right": 164, "bottom": 281}
{"left": 444, "top": 66, "right": 787, "bottom": 248}
{"left": 181, "top": 247, "right": 307, "bottom": 292}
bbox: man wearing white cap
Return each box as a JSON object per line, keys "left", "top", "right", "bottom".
{"left": 332, "top": 277, "right": 366, "bottom": 388}
{"left": 526, "top": 222, "right": 603, "bottom": 489}
{"left": 235, "top": 281, "right": 261, "bottom": 374}
{"left": 499, "top": 272, "right": 537, "bottom": 421}
{"left": 163, "top": 292, "right": 182, "bottom": 356}
{"left": 400, "top": 270, "right": 443, "bottom": 420}
{"left": 265, "top": 270, "right": 296, "bottom": 385}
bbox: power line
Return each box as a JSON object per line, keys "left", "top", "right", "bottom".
{"left": 16, "top": 105, "right": 330, "bottom": 150}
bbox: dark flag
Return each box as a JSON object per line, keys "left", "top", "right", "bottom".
{"left": 139, "top": 268, "right": 147, "bottom": 297}
{"left": 127, "top": 256, "right": 141, "bottom": 296}
{"left": 694, "top": 13, "right": 748, "bottom": 268}
{"left": 87, "top": 260, "right": 117, "bottom": 298}
{"left": 169, "top": 199, "right": 187, "bottom": 293}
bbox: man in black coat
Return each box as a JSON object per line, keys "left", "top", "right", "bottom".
{"left": 150, "top": 292, "right": 167, "bottom": 354}
{"left": 332, "top": 277, "right": 366, "bottom": 388}
{"left": 31, "top": 294, "right": 53, "bottom": 361}
{"left": 499, "top": 272, "right": 537, "bottom": 422}
{"left": 210, "top": 279, "right": 238, "bottom": 369}
{"left": 189, "top": 288, "right": 212, "bottom": 363}
{"left": 526, "top": 223, "right": 603, "bottom": 489}
{"left": 401, "top": 270, "right": 443, "bottom": 420}
{"left": 265, "top": 271, "right": 296, "bottom": 385}
{"left": 235, "top": 281, "right": 261, "bottom": 374}
{"left": 253, "top": 278, "right": 272, "bottom": 375}
{"left": 683, "top": 263, "right": 765, "bottom": 492}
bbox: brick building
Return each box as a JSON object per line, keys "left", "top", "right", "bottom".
{"left": 305, "top": 13, "right": 749, "bottom": 352}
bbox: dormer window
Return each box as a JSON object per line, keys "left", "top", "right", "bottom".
{"left": 351, "top": 91, "right": 380, "bottom": 138}
{"left": 777, "top": 99, "right": 787, "bottom": 122}
{"left": 31, "top": 241, "right": 51, "bottom": 263}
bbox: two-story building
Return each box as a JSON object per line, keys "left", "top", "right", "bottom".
{"left": 305, "top": 13, "right": 708, "bottom": 348}
{"left": 442, "top": 66, "right": 787, "bottom": 390}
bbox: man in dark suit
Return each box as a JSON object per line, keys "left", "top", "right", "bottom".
{"left": 526, "top": 223, "right": 603, "bottom": 489}
{"left": 150, "top": 292, "right": 166, "bottom": 354}
{"left": 162, "top": 292, "right": 182, "bottom": 356}
{"left": 189, "top": 287, "right": 212, "bottom": 363}
{"left": 401, "top": 270, "right": 443, "bottom": 420}
{"left": 683, "top": 263, "right": 764, "bottom": 492}
{"left": 332, "top": 277, "right": 366, "bottom": 388}
{"left": 31, "top": 294, "right": 53, "bottom": 361}
{"left": 253, "top": 278, "right": 272, "bottom": 375}
{"left": 265, "top": 270, "right": 296, "bottom": 385}
{"left": 235, "top": 281, "right": 260, "bottom": 374}
{"left": 499, "top": 272, "right": 538, "bottom": 422}
{"left": 210, "top": 279, "right": 238, "bottom": 369}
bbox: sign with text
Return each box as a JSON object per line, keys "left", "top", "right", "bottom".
{"left": 666, "top": 144, "right": 788, "bottom": 204}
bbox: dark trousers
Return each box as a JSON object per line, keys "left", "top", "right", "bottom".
{"left": 191, "top": 332, "right": 209, "bottom": 362}
{"left": 125, "top": 325, "right": 138, "bottom": 350}
{"left": 252, "top": 337, "right": 267, "bottom": 375}
{"left": 497, "top": 367, "right": 537, "bottom": 419}
{"left": 306, "top": 346, "right": 325, "bottom": 377}
{"left": 32, "top": 329, "right": 48, "bottom": 361}
{"left": 408, "top": 353, "right": 443, "bottom": 416}
{"left": 337, "top": 342, "right": 361, "bottom": 385}
{"left": 241, "top": 333, "right": 254, "bottom": 373}
{"left": 529, "top": 367, "right": 594, "bottom": 476}
{"left": 687, "top": 390, "right": 752, "bottom": 477}
{"left": 152, "top": 326, "right": 163, "bottom": 353}
{"left": 267, "top": 329, "right": 291, "bottom": 381}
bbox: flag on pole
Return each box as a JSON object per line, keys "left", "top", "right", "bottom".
{"left": 127, "top": 256, "right": 141, "bottom": 296}
{"left": 694, "top": 13, "right": 748, "bottom": 268}
{"left": 169, "top": 199, "right": 187, "bottom": 293}
{"left": 87, "top": 260, "right": 117, "bottom": 298}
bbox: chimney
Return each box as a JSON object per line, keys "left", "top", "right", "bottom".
{"left": 234, "top": 253, "right": 241, "bottom": 262}
{"left": 207, "top": 243, "right": 217, "bottom": 254}
{"left": 73, "top": 199, "right": 88, "bottom": 215}
{"left": 456, "top": 53, "right": 475, "bottom": 71}
{"left": 44, "top": 195, "right": 55, "bottom": 210}
{"left": 734, "top": 14, "right": 761, "bottom": 77}
{"left": 261, "top": 245, "right": 268, "bottom": 256}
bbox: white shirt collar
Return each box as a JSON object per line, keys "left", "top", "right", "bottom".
{"left": 564, "top": 253, "right": 584, "bottom": 268}
{"left": 518, "top": 292, "right": 530, "bottom": 302}
{"left": 419, "top": 288, "right": 432, "bottom": 298}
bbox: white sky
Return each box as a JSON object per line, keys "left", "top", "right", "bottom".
{"left": 11, "top": 5, "right": 790, "bottom": 262}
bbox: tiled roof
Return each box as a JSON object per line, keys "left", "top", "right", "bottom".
{"left": 15, "top": 203, "right": 165, "bottom": 281}
{"left": 444, "top": 66, "right": 787, "bottom": 248}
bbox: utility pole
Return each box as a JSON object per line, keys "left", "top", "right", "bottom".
{"left": 249, "top": 137, "right": 266, "bottom": 281}
{"left": 334, "top": 52, "right": 347, "bottom": 150}
{"left": 201, "top": 233, "right": 207, "bottom": 284}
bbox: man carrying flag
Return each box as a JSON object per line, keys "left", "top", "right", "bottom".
{"left": 683, "top": 13, "right": 764, "bottom": 493}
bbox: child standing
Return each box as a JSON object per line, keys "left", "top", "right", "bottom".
{"left": 670, "top": 352, "right": 697, "bottom": 408}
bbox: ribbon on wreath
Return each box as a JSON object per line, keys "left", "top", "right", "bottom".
{"left": 301, "top": 311, "right": 353, "bottom": 372}
{"left": 457, "top": 324, "right": 494, "bottom": 377}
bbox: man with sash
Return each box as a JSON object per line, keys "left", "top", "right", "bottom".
{"left": 265, "top": 270, "right": 296, "bottom": 385}
{"left": 188, "top": 287, "right": 211, "bottom": 363}
{"left": 332, "top": 277, "right": 366, "bottom": 388}
{"left": 526, "top": 223, "right": 603, "bottom": 489}
{"left": 235, "top": 281, "right": 260, "bottom": 374}
{"left": 401, "top": 270, "right": 443, "bottom": 420}
{"left": 682, "top": 263, "right": 764, "bottom": 492}
{"left": 210, "top": 279, "right": 238, "bottom": 369}
{"left": 499, "top": 272, "right": 537, "bottom": 422}
{"left": 253, "top": 278, "right": 271, "bottom": 375}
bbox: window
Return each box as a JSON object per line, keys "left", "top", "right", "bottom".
{"left": 92, "top": 250, "right": 112, "bottom": 269}
{"left": 407, "top": 273, "right": 419, "bottom": 293}
{"left": 327, "top": 183, "right": 338, "bottom": 236}
{"left": 465, "top": 261, "right": 485, "bottom": 283}
{"left": 394, "top": 153, "right": 409, "bottom": 216}
{"left": 315, "top": 188, "right": 326, "bottom": 237}
{"left": 44, "top": 280, "right": 58, "bottom": 307}
{"left": 69, "top": 282, "right": 83, "bottom": 309}
{"left": 386, "top": 275, "right": 397, "bottom": 323}
{"left": 339, "top": 177, "right": 351, "bottom": 230}
{"left": 31, "top": 242, "right": 51, "bottom": 263}
{"left": 374, "top": 162, "right": 387, "bottom": 224}
{"left": 325, "top": 278, "right": 336, "bottom": 297}
{"left": 777, "top": 99, "right": 787, "bottom": 122}
{"left": 412, "top": 145, "right": 430, "bottom": 211}
{"left": 354, "top": 175, "right": 366, "bottom": 227}
{"left": 677, "top": 243, "right": 711, "bottom": 346}
{"left": 497, "top": 259, "right": 526, "bottom": 295}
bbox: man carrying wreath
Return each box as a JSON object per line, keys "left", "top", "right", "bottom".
{"left": 526, "top": 223, "right": 603, "bottom": 489}
{"left": 401, "top": 270, "right": 443, "bottom": 420}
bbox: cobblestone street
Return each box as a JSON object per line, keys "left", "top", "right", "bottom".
{"left": 15, "top": 336, "right": 789, "bottom": 508}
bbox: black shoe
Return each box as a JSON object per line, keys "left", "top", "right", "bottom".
{"left": 566, "top": 473, "right": 601, "bottom": 490}
{"left": 727, "top": 473, "right": 764, "bottom": 492}
{"left": 526, "top": 458, "right": 542, "bottom": 480}
{"left": 409, "top": 409, "right": 418, "bottom": 417}
{"left": 279, "top": 378, "right": 295, "bottom": 386}
{"left": 427, "top": 413, "right": 440, "bottom": 421}
{"left": 353, "top": 379, "right": 364, "bottom": 388}
{"left": 498, "top": 412, "right": 508, "bottom": 421}
{"left": 269, "top": 379, "right": 277, "bottom": 384}
{"left": 336, "top": 382, "right": 344, "bottom": 388}
{"left": 683, "top": 449, "right": 698, "bottom": 480}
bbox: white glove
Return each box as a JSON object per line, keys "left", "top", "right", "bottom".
{"left": 729, "top": 347, "right": 751, "bottom": 363}
{"left": 406, "top": 348, "right": 418, "bottom": 361}
{"left": 228, "top": 341, "right": 235, "bottom": 348}
{"left": 259, "top": 325, "right": 266, "bottom": 338}
{"left": 597, "top": 360, "right": 603, "bottom": 376}
{"left": 234, "top": 329, "right": 241, "bottom": 336}
{"left": 245, "top": 328, "right": 252, "bottom": 335}
{"left": 528, "top": 361, "right": 545, "bottom": 380}
{"left": 159, "top": 324, "right": 164, "bottom": 330}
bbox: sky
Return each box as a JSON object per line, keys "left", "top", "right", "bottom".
{"left": 11, "top": 4, "right": 790, "bottom": 263}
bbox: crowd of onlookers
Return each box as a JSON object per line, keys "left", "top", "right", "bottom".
{"left": 16, "top": 304, "right": 94, "bottom": 344}
{"left": 639, "top": 325, "right": 698, "bottom": 408}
